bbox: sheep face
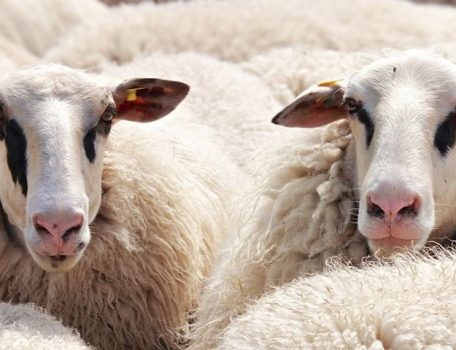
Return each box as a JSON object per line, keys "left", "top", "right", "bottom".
{"left": 0, "top": 64, "right": 188, "bottom": 272}
{"left": 272, "top": 52, "right": 456, "bottom": 255}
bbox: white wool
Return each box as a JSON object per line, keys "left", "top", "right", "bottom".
{"left": 0, "top": 37, "right": 36, "bottom": 67}
{"left": 242, "top": 44, "right": 456, "bottom": 104}
{"left": 0, "top": 303, "right": 90, "bottom": 350}
{"left": 45, "top": 0, "right": 456, "bottom": 69}
{"left": 0, "top": 39, "right": 33, "bottom": 78}
{"left": 0, "top": 54, "right": 17, "bottom": 80}
{"left": 99, "top": 53, "right": 296, "bottom": 172}
{"left": 218, "top": 250, "right": 456, "bottom": 350}
{"left": 190, "top": 120, "right": 369, "bottom": 349}
{"left": 0, "top": 0, "right": 107, "bottom": 56}
{"left": 242, "top": 48, "right": 381, "bottom": 104}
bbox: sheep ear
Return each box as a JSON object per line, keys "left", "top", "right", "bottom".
{"left": 272, "top": 80, "right": 347, "bottom": 128}
{"left": 112, "top": 78, "right": 190, "bottom": 122}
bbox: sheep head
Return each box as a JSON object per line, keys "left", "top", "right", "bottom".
{"left": 0, "top": 64, "right": 189, "bottom": 272}
{"left": 273, "top": 51, "right": 456, "bottom": 256}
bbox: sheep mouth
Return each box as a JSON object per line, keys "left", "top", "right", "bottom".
{"left": 24, "top": 223, "right": 91, "bottom": 272}
{"left": 372, "top": 236, "right": 416, "bottom": 248}
{"left": 29, "top": 250, "right": 84, "bottom": 272}
{"left": 368, "top": 236, "right": 423, "bottom": 258}
{"left": 49, "top": 254, "right": 68, "bottom": 262}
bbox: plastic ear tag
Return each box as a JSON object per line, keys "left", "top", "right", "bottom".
{"left": 126, "top": 89, "right": 137, "bottom": 101}
{"left": 318, "top": 80, "right": 343, "bottom": 87}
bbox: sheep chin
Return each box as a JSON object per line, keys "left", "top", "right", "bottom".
{"left": 368, "top": 237, "right": 422, "bottom": 258}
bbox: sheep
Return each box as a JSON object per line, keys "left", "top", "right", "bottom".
{"left": 0, "top": 60, "right": 244, "bottom": 350}
{"left": 44, "top": 0, "right": 456, "bottom": 70}
{"left": 189, "top": 50, "right": 456, "bottom": 349}
{"left": 0, "top": 0, "right": 107, "bottom": 57}
{"left": 0, "top": 303, "right": 90, "bottom": 350}
{"left": 218, "top": 250, "right": 456, "bottom": 350}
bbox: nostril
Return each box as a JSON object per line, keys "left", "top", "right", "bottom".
{"left": 367, "top": 201, "right": 385, "bottom": 218}
{"left": 62, "top": 224, "right": 82, "bottom": 242}
{"left": 398, "top": 197, "right": 420, "bottom": 217}
{"left": 75, "top": 242, "right": 86, "bottom": 252}
{"left": 398, "top": 205, "right": 415, "bottom": 217}
{"left": 33, "top": 217, "right": 51, "bottom": 236}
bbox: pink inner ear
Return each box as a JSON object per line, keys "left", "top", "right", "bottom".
{"left": 117, "top": 96, "right": 147, "bottom": 114}
{"left": 272, "top": 85, "right": 347, "bottom": 128}
{"left": 116, "top": 99, "right": 162, "bottom": 122}
{"left": 283, "top": 109, "right": 346, "bottom": 128}
{"left": 113, "top": 78, "right": 189, "bottom": 123}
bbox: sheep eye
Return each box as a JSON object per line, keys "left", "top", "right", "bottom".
{"left": 100, "top": 105, "right": 116, "bottom": 122}
{"left": 345, "top": 98, "right": 360, "bottom": 114}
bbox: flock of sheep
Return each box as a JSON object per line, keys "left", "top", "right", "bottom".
{"left": 2, "top": 0, "right": 456, "bottom": 349}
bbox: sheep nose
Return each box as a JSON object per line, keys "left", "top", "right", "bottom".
{"left": 367, "top": 193, "right": 420, "bottom": 219}
{"left": 33, "top": 211, "right": 84, "bottom": 242}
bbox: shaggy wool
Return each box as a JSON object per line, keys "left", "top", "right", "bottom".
{"left": 0, "top": 303, "right": 90, "bottom": 350}
{"left": 189, "top": 120, "right": 371, "bottom": 350}
{"left": 218, "top": 250, "right": 456, "bottom": 350}
{"left": 0, "top": 0, "right": 107, "bottom": 57}
{"left": 43, "top": 0, "right": 456, "bottom": 69}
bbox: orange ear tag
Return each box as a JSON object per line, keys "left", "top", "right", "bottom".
{"left": 312, "top": 80, "right": 345, "bottom": 108}
{"left": 318, "top": 79, "right": 343, "bottom": 87}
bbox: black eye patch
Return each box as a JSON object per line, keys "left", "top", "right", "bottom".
{"left": 4, "top": 119, "right": 27, "bottom": 196}
{"left": 357, "top": 108, "right": 374, "bottom": 147}
{"left": 83, "top": 128, "right": 96, "bottom": 163}
{"left": 345, "top": 99, "right": 374, "bottom": 148}
{"left": 434, "top": 111, "right": 456, "bottom": 157}
{"left": 83, "top": 119, "right": 112, "bottom": 163}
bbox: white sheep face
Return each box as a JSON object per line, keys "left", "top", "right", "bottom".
{"left": 273, "top": 52, "right": 456, "bottom": 255}
{"left": 0, "top": 65, "right": 189, "bottom": 272}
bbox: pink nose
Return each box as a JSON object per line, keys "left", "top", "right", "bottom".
{"left": 33, "top": 211, "right": 84, "bottom": 242}
{"left": 367, "top": 193, "right": 420, "bottom": 219}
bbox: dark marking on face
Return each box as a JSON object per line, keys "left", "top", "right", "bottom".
{"left": 4, "top": 119, "right": 27, "bottom": 196}
{"left": 83, "top": 128, "right": 96, "bottom": 163}
{"left": 348, "top": 100, "right": 375, "bottom": 148}
{"left": 393, "top": 67, "right": 397, "bottom": 73}
{"left": 357, "top": 108, "right": 374, "bottom": 147}
{"left": 434, "top": 111, "right": 456, "bottom": 157}
{"left": 83, "top": 120, "right": 111, "bottom": 163}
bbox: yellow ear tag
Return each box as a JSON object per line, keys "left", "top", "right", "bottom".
{"left": 318, "top": 80, "right": 343, "bottom": 87}
{"left": 126, "top": 89, "right": 137, "bottom": 102}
